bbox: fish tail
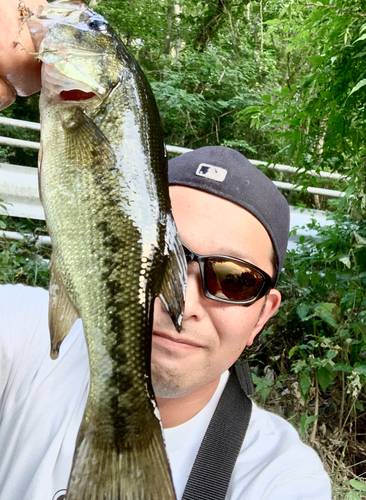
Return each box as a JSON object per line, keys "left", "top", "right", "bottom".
{"left": 65, "top": 422, "right": 176, "bottom": 500}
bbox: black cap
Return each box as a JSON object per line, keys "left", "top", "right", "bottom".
{"left": 168, "top": 146, "right": 290, "bottom": 285}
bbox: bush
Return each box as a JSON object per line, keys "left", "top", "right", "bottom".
{"left": 246, "top": 204, "right": 366, "bottom": 490}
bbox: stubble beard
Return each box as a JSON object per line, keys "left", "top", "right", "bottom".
{"left": 151, "top": 363, "right": 192, "bottom": 398}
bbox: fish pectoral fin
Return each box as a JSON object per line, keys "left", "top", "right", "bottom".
{"left": 48, "top": 258, "right": 79, "bottom": 360}
{"left": 159, "top": 213, "right": 187, "bottom": 332}
{"left": 62, "top": 107, "right": 117, "bottom": 169}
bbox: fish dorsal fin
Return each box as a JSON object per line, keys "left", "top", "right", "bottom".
{"left": 159, "top": 213, "right": 187, "bottom": 332}
{"left": 48, "top": 256, "right": 80, "bottom": 360}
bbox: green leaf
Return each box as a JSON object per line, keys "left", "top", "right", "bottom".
{"left": 252, "top": 373, "right": 273, "bottom": 403}
{"left": 316, "top": 366, "right": 333, "bottom": 392}
{"left": 353, "top": 33, "right": 366, "bottom": 44}
{"left": 354, "top": 365, "right": 366, "bottom": 376}
{"left": 346, "top": 491, "right": 363, "bottom": 500}
{"left": 297, "top": 303, "right": 310, "bottom": 321}
{"left": 260, "top": 94, "right": 271, "bottom": 103}
{"left": 313, "top": 303, "right": 338, "bottom": 329}
{"left": 349, "top": 78, "right": 366, "bottom": 97}
{"left": 308, "top": 55, "right": 324, "bottom": 66}
{"left": 350, "top": 479, "right": 366, "bottom": 492}
{"left": 299, "top": 373, "right": 311, "bottom": 400}
{"left": 311, "top": 273, "right": 320, "bottom": 286}
{"left": 333, "top": 364, "right": 352, "bottom": 373}
{"left": 298, "top": 411, "right": 318, "bottom": 440}
{"left": 339, "top": 256, "right": 351, "bottom": 268}
{"left": 326, "top": 351, "right": 337, "bottom": 360}
{"left": 297, "top": 269, "right": 309, "bottom": 286}
{"left": 352, "top": 231, "right": 366, "bottom": 246}
{"left": 305, "top": 414, "right": 318, "bottom": 425}
{"left": 289, "top": 345, "right": 299, "bottom": 358}
{"left": 355, "top": 401, "right": 365, "bottom": 411}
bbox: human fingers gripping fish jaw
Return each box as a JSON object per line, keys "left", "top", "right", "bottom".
{"left": 27, "top": 1, "right": 186, "bottom": 499}
{"left": 27, "top": 3, "right": 118, "bottom": 101}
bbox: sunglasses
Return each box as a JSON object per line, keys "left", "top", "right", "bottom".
{"left": 182, "top": 244, "right": 273, "bottom": 305}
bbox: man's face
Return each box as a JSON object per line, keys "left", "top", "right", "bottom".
{"left": 151, "top": 186, "right": 281, "bottom": 399}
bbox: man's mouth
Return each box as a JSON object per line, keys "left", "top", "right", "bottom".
{"left": 152, "top": 332, "right": 202, "bottom": 349}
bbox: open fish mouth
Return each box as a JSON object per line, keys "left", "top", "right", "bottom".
{"left": 41, "top": 63, "right": 104, "bottom": 101}
{"left": 40, "top": 48, "right": 107, "bottom": 101}
{"left": 41, "top": 63, "right": 105, "bottom": 101}
{"left": 59, "top": 89, "right": 96, "bottom": 101}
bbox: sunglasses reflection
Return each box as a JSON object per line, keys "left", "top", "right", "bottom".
{"left": 206, "top": 260, "right": 262, "bottom": 301}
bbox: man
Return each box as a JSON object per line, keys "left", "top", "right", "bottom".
{"left": 0, "top": 3, "right": 331, "bottom": 499}
{"left": 0, "top": 147, "right": 331, "bottom": 500}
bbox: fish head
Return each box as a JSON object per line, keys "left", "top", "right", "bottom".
{"left": 27, "top": 1, "right": 122, "bottom": 104}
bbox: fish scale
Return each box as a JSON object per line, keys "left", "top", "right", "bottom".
{"left": 27, "top": 1, "right": 186, "bottom": 498}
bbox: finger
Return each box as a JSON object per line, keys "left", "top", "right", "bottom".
{"left": 0, "top": 76, "right": 16, "bottom": 111}
{"left": 0, "top": 0, "right": 45, "bottom": 97}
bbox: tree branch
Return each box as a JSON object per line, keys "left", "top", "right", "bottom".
{"left": 303, "top": 3, "right": 366, "bottom": 17}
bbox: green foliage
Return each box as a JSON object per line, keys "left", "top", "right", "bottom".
{"left": 341, "top": 479, "right": 366, "bottom": 500}
{"left": 91, "top": 0, "right": 291, "bottom": 158}
{"left": 0, "top": 95, "right": 39, "bottom": 167}
{"left": 350, "top": 479, "right": 366, "bottom": 492}
{"left": 238, "top": 0, "right": 366, "bottom": 214}
{"left": 297, "top": 411, "right": 318, "bottom": 440}
{"left": 271, "top": 206, "right": 366, "bottom": 433}
{"left": 251, "top": 372, "right": 284, "bottom": 403}
{"left": 249, "top": 205, "right": 366, "bottom": 479}
{"left": 0, "top": 217, "right": 50, "bottom": 287}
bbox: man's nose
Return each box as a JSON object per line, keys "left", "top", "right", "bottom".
{"left": 181, "top": 262, "right": 206, "bottom": 322}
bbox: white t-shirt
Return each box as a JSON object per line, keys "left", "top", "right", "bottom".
{"left": 164, "top": 372, "right": 331, "bottom": 500}
{"left": 0, "top": 284, "right": 331, "bottom": 500}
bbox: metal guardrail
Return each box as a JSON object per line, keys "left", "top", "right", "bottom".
{"left": 0, "top": 163, "right": 335, "bottom": 251}
{"left": 0, "top": 136, "right": 40, "bottom": 150}
{"left": 0, "top": 117, "right": 41, "bottom": 131}
{"left": 0, "top": 164, "right": 44, "bottom": 220}
{"left": 0, "top": 230, "right": 51, "bottom": 247}
{"left": 0, "top": 116, "right": 347, "bottom": 199}
{"left": 0, "top": 116, "right": 339, "bottom": 250}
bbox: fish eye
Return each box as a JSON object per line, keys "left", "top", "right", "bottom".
{"left": 88, "top": 17, "right": 107, "bottom": 31}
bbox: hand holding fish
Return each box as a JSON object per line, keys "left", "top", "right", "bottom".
{"left": 0, "top": 0, "right": 47, "bottom": 110}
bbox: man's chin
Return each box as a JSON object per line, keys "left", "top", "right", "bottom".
{"left": 152, "top": 376, "right": 189, "bottom": 399}
{"left": 151, "top": 366, "right": 194, "bottom": 399}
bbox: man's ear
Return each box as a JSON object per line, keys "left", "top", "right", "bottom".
{"left": 247, "top": 289, "right": 282, "bottom": 346}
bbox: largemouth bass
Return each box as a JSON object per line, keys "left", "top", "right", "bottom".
{"left": 27, "top": 1, "right": 186, "bottom": 498}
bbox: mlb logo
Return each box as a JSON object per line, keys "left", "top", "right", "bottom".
{"left": 196, "top": 163, "right": 227, "bottom": 182}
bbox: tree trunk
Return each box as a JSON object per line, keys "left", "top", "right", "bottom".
{"left": 164, "top": 0, "right": 175, "bottom": 55}
{"left": 194, "top": 0, "right": 231, "bottom": 51}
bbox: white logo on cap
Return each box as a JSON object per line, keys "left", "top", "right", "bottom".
{"left": 196, "top": 163, "right": 227, "bottom": 182}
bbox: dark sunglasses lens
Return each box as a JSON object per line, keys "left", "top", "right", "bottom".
{"left": 205, "top": 258, "right": 264, "bottom": 302}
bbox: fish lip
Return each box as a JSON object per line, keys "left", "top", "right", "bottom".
{"left": 40, "top": 57, "right": 107, "bottom": 100}
{"left": 153, "top": 331, "right": 202, "bottom": 348}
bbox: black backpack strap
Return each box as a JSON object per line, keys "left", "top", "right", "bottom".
{"left": 181, "top": 361, "right": 253, "bottom": 500}
{"left": 234, "top": 359, "right": 255, "bottom": 396}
